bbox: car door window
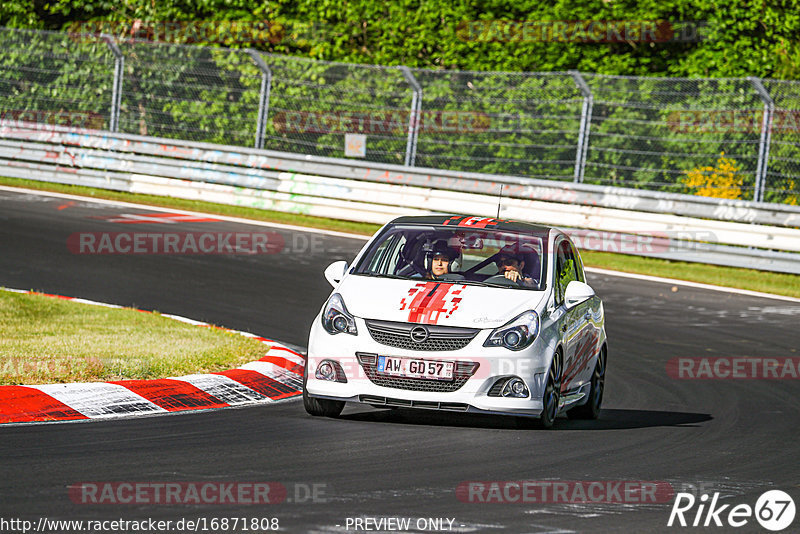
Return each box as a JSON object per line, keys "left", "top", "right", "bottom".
{"left": 555, "top": 240, "right": 578, "bottom": 306}
{"left": 570, "top": 242, "right": 585, "bottom": 283}
{"left": 367, "top": 233, "right": 406, "bottom": 275}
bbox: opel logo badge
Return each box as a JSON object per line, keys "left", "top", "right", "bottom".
{"left": 410, "top": 326, "right": 429, "bottom": 343}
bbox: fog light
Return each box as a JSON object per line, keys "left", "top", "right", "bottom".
{"left": 317, "top": 362, "right": 334, "bottom": 380}
{"left": 502, "top": 377, "right": 529, "bottom": 398}
{"left": 315, "top": 360, "right": 347, "bottom": 382}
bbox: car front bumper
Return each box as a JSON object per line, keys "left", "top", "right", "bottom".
{"left": 305, "top": 316, "right": 555, "bottom": 417}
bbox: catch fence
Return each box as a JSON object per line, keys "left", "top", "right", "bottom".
{"left": 0, "top": 26, "right": 798, "bottom": 204}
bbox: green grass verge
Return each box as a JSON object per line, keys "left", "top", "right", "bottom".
{"left": 580, "top": 251, "right": 800, "bottom": 298}
{"left": 0, "top": 290, "right": 268, "bottom": 385}
{"left": 1, "top": 175, "right": 799, "bottom": 299}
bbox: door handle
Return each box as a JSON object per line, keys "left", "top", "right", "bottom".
{"left": 584, "top": 311, "right": 592, "bottom": 320}
{"left": 561, "top": 324, "right": 567, "bottom": 332}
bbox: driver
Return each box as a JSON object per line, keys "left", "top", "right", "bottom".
{"left": 424, "top": 240, "right": 462, "bottom": 280}
{"left": 428, "top": 250, "right": 451, "bottom": 279}
{"left": 496, "top": 246, "right": 535, "bottom": 287}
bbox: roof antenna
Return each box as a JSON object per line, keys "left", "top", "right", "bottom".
{"left": 496, "top": 184, "right": 504, "bottom": 219}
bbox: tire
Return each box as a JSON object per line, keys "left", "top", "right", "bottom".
{"left": 539, "top": 351, "right": 563, "bottom": 429}
{"left": 567, "top": 345, "right": 606, "bottom": 420}
{"left": 303, "top": 388, "right": 345, "bottom": 417}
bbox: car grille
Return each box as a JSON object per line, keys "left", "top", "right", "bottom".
{"left": 356, "top": 353, "right": 479, "bottom": 393}
{"left": 365, "top": 319, "right": 479, "bottom": 351}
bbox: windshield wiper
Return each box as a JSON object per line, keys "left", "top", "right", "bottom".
{"left": 356, "top": 272, "right": 409, "bottom": 280}
{"left": 458, "top": 279, "right": 537, "bottom": 290}
{"left": 445, "top": 279, "right": 489, "bottom": 287}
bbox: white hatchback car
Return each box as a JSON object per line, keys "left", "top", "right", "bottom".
{"left": 304, "top": 215, "right": 607, "bottom": 428}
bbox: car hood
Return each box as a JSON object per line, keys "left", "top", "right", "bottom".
{"left": 338, "top": 276, "right": 546, "bottom": 328}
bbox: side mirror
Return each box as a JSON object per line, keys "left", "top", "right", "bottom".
{"left": 324, "top": 261, "right": 348, "bottom": 287}
{"left": 564, "top": 281, "right": 595, "bottom": 309}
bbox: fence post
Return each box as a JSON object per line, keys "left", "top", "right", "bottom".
{"left": 101, "top": 33, "right": 123, "bottom": 133}
{"left": 400, "top": 66, "right": 422, "bottom": 167}
{"left": 749, "top": 76, "right": 773, "bottom": 203}
{"left": 570, "top": 70, "right": 593, "bottom": 183}
{"left": 248, "top": 50, "right": 272, "bottom": 150}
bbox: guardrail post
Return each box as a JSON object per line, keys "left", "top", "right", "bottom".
{"left": 750, "top": 76, "right": 774, "bottom": 203}
{"left": 400, "top": 66, "right": 422, "bottom": 167}
{"left": 570, "top": 70, "right": 593, "bottom": 183}
{"left": 248, "top": 50, "right": 272, "bottom": 150}
{"left": 101, "top": 33, "right": 124, "bottom": 133}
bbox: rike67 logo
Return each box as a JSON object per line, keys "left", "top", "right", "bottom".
{"left": 668, "top": 490, "right": 796, "bottom": 531}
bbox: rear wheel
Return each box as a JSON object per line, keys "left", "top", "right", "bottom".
{"left": 539, "top": 351, "right": 562, "bottom": 429}
{"left": 567, "top": 345, "right": 606, "bottom": 420}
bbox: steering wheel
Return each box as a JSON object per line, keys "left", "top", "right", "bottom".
{"left": 483, "top": 274, "right": 523, "bottom": 287}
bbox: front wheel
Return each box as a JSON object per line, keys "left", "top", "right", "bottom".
{"left": 303, "top": 389, "right": 345, "bottom": 417}
{"left": 539, "top": 351, "right": 562, "bottom": 429}
{"left": 567, "top": 345, "right": 606, "bottom": 420}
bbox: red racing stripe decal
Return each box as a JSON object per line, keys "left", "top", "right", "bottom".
{"left": 0, "top": 386, "right": 88, "bottom": 423}
{"left": 110, "top": 379, "right": 228, "bottom": 411}
{"left": 214, "top": 369, "right": 299, "bottom": 400}
{"left": 411, "top": 283, "right": 443, "bottom": 320}
{"left": 442, "top": 216, "right": 513, "bottom": 228}
{"left": 401, "top": 282, "right": 468, "bottom": 324}
{"left": 408, "top": 283, "right": 444, "bottom": 324}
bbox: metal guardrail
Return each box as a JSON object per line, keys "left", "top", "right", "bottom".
{"left": 1, "top": 120, "right": 799, "bottom": 275}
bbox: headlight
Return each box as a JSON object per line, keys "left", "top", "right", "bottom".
{"left": 321, "top": 293, "right": 358, "bottom": 335}
{"left": 483, "top": 310, "right": 539, "bottom": 350}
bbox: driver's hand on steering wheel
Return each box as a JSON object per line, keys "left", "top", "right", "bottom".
{"left": 503, "top": 268, "right": 534, "bottom": 287}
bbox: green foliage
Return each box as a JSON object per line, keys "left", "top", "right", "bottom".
{"left": 0, "top": 0, "right": 43, "bottom": 29}
{"left": 0, "top": 0, "right": 794, "bottom": 79}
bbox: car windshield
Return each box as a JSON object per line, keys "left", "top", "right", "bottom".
{"left": 354, "top": 224, "right": 548, "bottom": 290}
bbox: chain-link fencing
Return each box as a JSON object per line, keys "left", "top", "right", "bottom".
{"left": 0, "top": 25, "right": 798, "bottom": 204}
{"left": 0, "top": 27, "right": 114, "bottom": 130}
{"left": 262, "top": 54, "right": 413, "bottom": 165}
{"left": 114, "top": 39, "right": 262, "bottom": 146}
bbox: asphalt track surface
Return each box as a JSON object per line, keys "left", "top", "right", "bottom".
{"left": 1, "top": 187, "right": 798, "bottom": 533}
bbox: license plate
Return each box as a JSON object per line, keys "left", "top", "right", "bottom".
{"left": 377, "top": 356, "right": 454, "bottom": 381}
